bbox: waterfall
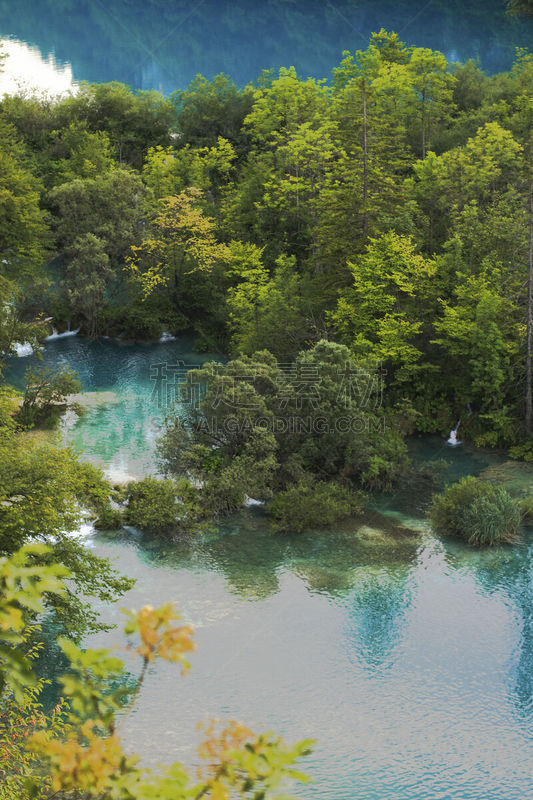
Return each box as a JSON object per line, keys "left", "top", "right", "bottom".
{"left": 447, "top": 420, "right": 461, "bottom": 446}
{"left": 13, "top": 341, "right": 33, "bottom": 357}
{"left": 45, "top": 321, "right": 80, "bottom": 340}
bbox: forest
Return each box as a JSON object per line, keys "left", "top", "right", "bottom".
{"left": 3, "top": 27, "right": 533, "bottom": 798}
{"left": 3, "top": 30, "right": 533, "bottom": 448}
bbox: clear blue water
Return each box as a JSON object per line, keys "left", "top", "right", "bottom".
{"left": 7, "top": 336, "right": 533, "bottom": 799}
{"left": 1, "top": 1, "right": 533, "bottom": 93}
{"left": 5, "top": 335, "right": 218, "bottom": 481}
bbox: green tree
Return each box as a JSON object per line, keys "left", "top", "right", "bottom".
{"left": 159, "top": 342, "right": 408, "bottom": 515}
{"left": 47, "top": 168, "right": 150, "bottom": 265}
{"left": 0, "top": 278, "right": 48, "bottom": 371}
{"left": 0, "top": 412, "right": 132, "bottom": 638}
{"left": 406, "top": 46, "right": 456, "bottom": 157}
{"left": 330, "top": 232, "right": 437, "bottom": 386}
{"left": 330, "top": 37, "right": 411, "bottom": 246}
{"left": 18, "top": 364, "right": 81, "bottom": 428}
{"left": 408, "top": 121, "right": 522, "bottom": 252}
{"left": 126, "top": 189, "right": 228, "bottom": 346}
{"left": 172, "top": 73, "right": 253, "bottom": 151}
{"left": 227, "top": 247, "right": 310, "bottom": 360}
{"left": 124, "top": 476, "right": 206, "bottom": 535}
{"left": 63, "top": 233, "right": 113, "bottom": 337}
{"left": 432, "top": 279, "right": 516, "bottom": 445}
{"left": 143, "top": 137, "right": 236, "bottom": 200}
{"left": 49, "top": 122, "right": 115, "bottom": 185}
{"left": 57, "top": 82, "right": 176, "bottom": 167}
{"left": 0, "top": 120, "right": 49, "bottom": 284}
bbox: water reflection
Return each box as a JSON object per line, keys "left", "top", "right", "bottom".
{"left": 346, "top": 569, "right": 414, "bottom": 673}
{"left": 441, "top": 535, "right": 533, "bottom": 718}
{"left": 82, "top": 519, "right": 533, "bottom": 799}
{"left": 1, "top": 1, "right": 533, "bottom": 93}
{"left": 95, "top": 509, "right": 422, "bottom": 680}
{"left": 0, "top": 37, "right": 74, "bottom": 97}
{"left": 129, "top": 508, "right": 421, "bottom": 604}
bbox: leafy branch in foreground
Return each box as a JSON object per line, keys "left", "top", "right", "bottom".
{"left": 0, "top": 546, "right": 312, "bottom": 800}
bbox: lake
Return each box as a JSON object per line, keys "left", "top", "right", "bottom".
{"left": 1, "top": 1, "right": 533, "bottom": 95}
{"left": 7, "top": 335, "right": 533, "bottom": 800}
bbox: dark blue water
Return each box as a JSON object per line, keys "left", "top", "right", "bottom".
{"left": 1, "top": 1, "right": 532, "bottom": 93}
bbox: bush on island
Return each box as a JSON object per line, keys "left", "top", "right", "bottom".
{"left": 124, "top": 476, "right": 206, "bottom": 535}
{"left": 269, "top": 477, "right": 367, "bottom": 533}
{"left": 429, "top": 476, "right": 521, "bottom": 546}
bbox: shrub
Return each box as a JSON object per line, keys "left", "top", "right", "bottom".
{"left": 429, "top": 476, "right": 521, "bottom": 546}
{"left": 509, "top": 438, "right": 533, "bottom": 461}
{"left": 269, "top": 478, "right": 366, "bottom": 533}
{"left": 124, "top": 477, "right": 205, "bottom": 535}
{"left": 18, "top": 366, "right": 81, "bottom": 428}
{"left": 93, "top": 505, "right": 124, "bottom": 530}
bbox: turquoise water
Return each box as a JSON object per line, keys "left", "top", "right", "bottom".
{"left": 1, "top": 0, "right": 533, "bottom": 93}
{"left": 6, "top": 335, "right": 217, "bottom": 481}
{"left": 7, "top": 336, "right": 533, "bottom": 799}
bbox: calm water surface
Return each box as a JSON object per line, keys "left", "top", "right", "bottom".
{"left": 7, "top": 336, "right": 533, "bottom": 800}
{"left": 2, "top": 0, "right": 533, "bottom": 94}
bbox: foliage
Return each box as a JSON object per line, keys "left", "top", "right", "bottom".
{"left": 507, "top": 0, "right": 533, "bottom": 17}
{"left": 0, "top": 545, "right": 67, "bottom": 698}
{"left": 269, "top": 477, "right": 367, "bottom": 533}
{"left": 0, "top": 633, "right": 68, "bottom": 799}
{"left": 429, "top": 476, "right": 522, "bottom": 546}
{"left": 0, "top": 120, "right": 49, "bottom": 284}
{"left": 18, "top": 365, "right": 81, "bottom": 428}
{"left": 4, "top": 30, "right": 533, "bottom": 448}
{"left": 158, "top": 341, "right": 407, "bottom": 518}
{"left": 47, "top": 168, "right": 151, "bottom": 264}
{"left": 330, "top": 232, "right": 437, "bottom": 386}
{"left": 124, "top": 476, "right": 207, "bottom": 535}
{"left": 227, "top": 248, "right": 311, "bottom": 360}
{"left": 63, "top": 233, "right": 113, "bottom": 337}
{"left": 0, "top": 546, "right": 312, "bottom": 800}
{"left": 0, "top": 278, "right": 48, "bottom": 371}
{"left": 171, "top": 73, "right": 254, "bottom": 151}
{"left": 0, "top": 413, "right": 133, "bottom": 638}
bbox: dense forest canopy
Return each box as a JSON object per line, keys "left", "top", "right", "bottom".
{"left": 3, "top": 30, "right": 533, "bottom": 453}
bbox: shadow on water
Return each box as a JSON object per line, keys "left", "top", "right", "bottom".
{"left": 439, "top": 531, "right": 533, "bottom": 717}
{"left": 124, "top": 506, "right": 422, "bottom": 601}
{"left": 93, "top": 506, "right": 423, "bottom": 685}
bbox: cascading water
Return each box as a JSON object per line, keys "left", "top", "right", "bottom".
{"left": 45, "top": 321, "right": 80, "bottom": 340}
{"left": 447, "top": 419, "right": 461, "bottom": 446}
{"left": 159, "top": 331, "right": 176, "bottom": 342}
{"left": 12, "top": 341, "right": 33, "bottom": 357}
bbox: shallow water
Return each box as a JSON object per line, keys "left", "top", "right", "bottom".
{"left": 8, "top": 336, "right": 533, "bottom": 800}
{"left": 6, "top": 335, "right": 217, "bottom": 482}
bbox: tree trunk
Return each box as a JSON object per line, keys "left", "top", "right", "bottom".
{"left": 421, "top": 88, "right": 426, "bottom": 159}
{"left": 362, "top": 83, "right": 368, "bottom": 239}
{"left": 526, "top": 183, "right": 533, "bottom": 435}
